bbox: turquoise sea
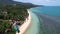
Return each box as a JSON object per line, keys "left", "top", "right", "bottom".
{"left": 30, "top": 6, "right": 60, "bottom": 16}
{"left": 24, "top": 6, "right": 60, "bottom": 34}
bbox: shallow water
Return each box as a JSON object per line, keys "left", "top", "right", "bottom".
{"left": 24, "top": 6, "right": 60, "bottom": 34}
{"left": 24, "top": 11, "right": 39, "bottom": 34}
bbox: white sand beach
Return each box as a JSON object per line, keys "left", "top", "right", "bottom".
{"left": 16, "top": 10, "right": 32, "bottom": 34}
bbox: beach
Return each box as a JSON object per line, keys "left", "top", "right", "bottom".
{"left": 16, "top": 10, "right": 32, "bottom": 34}
{"left": 24, "top": 10, "right": 40, "bottom": 34}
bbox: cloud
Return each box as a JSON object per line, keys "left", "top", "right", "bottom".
{"left": 14, "top": 0, "right": 60, "bottom": 6}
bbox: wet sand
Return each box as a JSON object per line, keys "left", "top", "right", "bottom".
{"left": 16, "top": 10, "right": 32, "bottom": 34}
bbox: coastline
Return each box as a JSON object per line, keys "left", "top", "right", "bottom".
{"left": 24, "top": 11, "right": 39, "bottom": 34}
{"left": 16, "top": 10, "right": 32, "bottom": 34}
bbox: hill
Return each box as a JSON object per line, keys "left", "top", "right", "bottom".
{"left": 0, "top": 0, "right": 41, "bottom": 8}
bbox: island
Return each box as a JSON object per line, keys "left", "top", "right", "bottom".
{"left": 0, "top": 2, "right": 37, "bottom": 34}
{"left": 0, "top": 4, "right": 30, "bottom": 34}
{"left": 0, "top": 0, "right": 43, "bottom": 34}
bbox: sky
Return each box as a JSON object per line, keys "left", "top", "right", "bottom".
{"left": 14, "top": 0, "right": 60, "bottom": 6}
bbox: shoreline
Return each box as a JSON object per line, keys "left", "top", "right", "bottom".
{"left": 16, "top": 10, "right": 32, "bottom": 34}
{"left": 24, "top": 11, "right": 39, "bottom": 34}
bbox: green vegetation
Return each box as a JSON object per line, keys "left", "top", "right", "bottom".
{"left": 0, "top": 4, "right": 29, "bottom": 34}
{"left": 0, "top": 4, "right": 29, "bottom": 20}
{"left": 0, "top": 20, "right": 16, "bottom": 34}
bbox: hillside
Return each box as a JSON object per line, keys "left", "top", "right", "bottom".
{"left": 0, "top": 0, "right": 40, "bottom": 8}
{"left": 0, "top": 0, "right": 43, "bottom": 34}
{"left": 0, "top": 0, "right": 38, "bottom": 34}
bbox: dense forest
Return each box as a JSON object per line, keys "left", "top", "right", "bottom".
{"left": 0, "top": 4, "right": 30, "bottom": 34}
{"left": 0, "top": 0, "right": 40, "bottom": 34}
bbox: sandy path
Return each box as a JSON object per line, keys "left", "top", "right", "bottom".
{"left": 16, "top": 10, "right": 31, "bottom": 34}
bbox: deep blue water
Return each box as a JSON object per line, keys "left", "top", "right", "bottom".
{"left": 30, "top": 6, "right": 60, "bottom": 16}
{"left": 29, "top": 6, "right": 60, "bottom": 34}
{"left": 25, "top": 6, "right": 60, "bottom": 34}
